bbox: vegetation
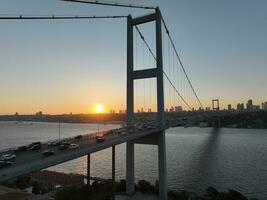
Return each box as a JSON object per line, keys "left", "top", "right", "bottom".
{"left": 114, "top": 179, "right": 126, "bottom": 193}
{"left": 55, "top": 181, "right": 112, "bottom": 200}
{"left": 217, "top": 111, "right": 267, "bottom": 129}
{"left": 53, "top": 179, "right": 258, "bottom": 200}
{"left": 136, "top": 179, "right": 159, "bottom": 194}
{"left": 32, "top": 181, "right": 50, "bottom": 195}
{"left": 3, "top": 176, "right": 31, "bottom": 189}
{"left": 4, "top": 177, "right": 257, "bottom": 199}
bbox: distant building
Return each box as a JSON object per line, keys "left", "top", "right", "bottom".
{"left": 246, "top": 99, "right": 253, "bottom": 110}
{"left": 198, "top": 107, "right": 204, "bottom": 111}
{"left": 253, "top": 105, "right": 261, "bottom": 111}
{"left": 174, "top": 106, "right": 183, "bottom": 112}
{"left": 237, "top": 103, "right": 244, "bottom": 111}
{"left": 36, "top": 111, "right": 43, "bottom": 116}
{"left": 109, "top": 110, "right": 115, "bottom": 114}
{"left": 228, "top": 104, "right": 232, "bottom": 111}
{"left": 262, "top": 102, "right": 267, "bottom": 110}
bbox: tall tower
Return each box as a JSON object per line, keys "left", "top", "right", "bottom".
{"left": 126, "top": 7, "right": 167, "bottom": 200}
{"left": 212, "top": 99, "right": 220, "bottom": 111}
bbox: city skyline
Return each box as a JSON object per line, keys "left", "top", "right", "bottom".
{"left": 0, "top": 0, "right": 267, "bottom": 114}
{"left": 7, "top": 98, "right": 267, "bottom": 115}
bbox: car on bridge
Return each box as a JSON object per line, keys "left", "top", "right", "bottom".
{"left": 121, "top": 131, "right": 127, "bottom": 136}
{"left": 96, "top": 135, "right": 105, "bottom": 143}
{"left": 0, "top": 154, "right": 16, "bottom": 161}
{"left": 0, "top": 161, "right": 12, "bottom": 169}
{"left": 29, "top": 144, "right": 42, "bottom": 151}
{"left": 42, "top": 150, "right": 55, "bottom": 157}
{"left": 127, "top": 125, "right": 136, "bottom": 133}
{"left": 15, "top": 145, "right": 28, "bottom": 153}
{"left": 74, "top": 135, "right": 83, "bottom": 140}
{"left": 59, "top": 142, "right": 71, "bottom": 150}
{"left": 69, "top": 144, "right": 79, "bottom": 150}
{"left": 48, "top": 140, "right": 62, "bottom": 147}
{"left": 137, "top": 125, "right": 146, "bottom": 131}
{"left": 28, "top": 142, "right": 41, "bottom": 148}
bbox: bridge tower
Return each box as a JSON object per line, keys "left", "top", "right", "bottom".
{"left": 212, "top": 99, "right": 220, "bottom": 111}
{"left": 126, "top": 7, "right": 167, "bottom": 200}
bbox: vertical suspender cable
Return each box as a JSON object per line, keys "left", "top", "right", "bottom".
{"left": 167, "top": 37, "right": 171, "bottom": 111}
{"left": 134, "top": 29, "right": 138, "bottom": 113}
{"left": 162, "top": 17, "right": 203, "bottom": 110}
{"left": 142, "top": 41, "right": 145, "bottom": 113}
{"left": 135, "top": 24, "right": 192, "bottom": 110}
{"left": 172, "top": 47, "right": 176, "bottom": 109}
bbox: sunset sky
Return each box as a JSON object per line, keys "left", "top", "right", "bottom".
{"left": 0, "top": 0, "right": 266, "bottom": 114}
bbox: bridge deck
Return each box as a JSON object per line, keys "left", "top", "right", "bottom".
{"left": 0, "top": 128, "right": 161, "bottom": 182}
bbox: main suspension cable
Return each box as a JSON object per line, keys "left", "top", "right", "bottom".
{"left": 0, "top": 14, "right": 127, "bottom": 20}
{"left": 61, "top": 0, "right": 156, "bottom": 10}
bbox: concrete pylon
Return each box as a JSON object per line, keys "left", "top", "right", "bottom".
{"left": 155, "top": 8, "right": 168, "bottom": 200}
{"left": 126, "top": 7, "right": 167, "bottom": 200}
{"left": 126, "top": 14, "right": 135, "bottom": 195}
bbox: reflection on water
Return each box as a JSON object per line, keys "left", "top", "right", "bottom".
{"left": 0, "top": 122, "right": 267, "bottom": 199}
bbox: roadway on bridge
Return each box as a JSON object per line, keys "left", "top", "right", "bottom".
{"left": 0, "top": 126, "right": 160, "bottom": 182}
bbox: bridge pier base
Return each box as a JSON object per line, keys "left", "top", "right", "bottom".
{"left": 112, "top": 146, "right": 116, "bottom": 200}
{"left": 126, "top": 141, "right": 135, "bottom": 195}
{"left": 87, "top": 154, "right": 90, "bottom": 187}
{"left": 158, "top": 131, "right": 167, "bottom": 200}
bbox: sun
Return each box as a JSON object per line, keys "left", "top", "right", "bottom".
{"left": 95, "top": 104, "right": 104, "bottom": 113}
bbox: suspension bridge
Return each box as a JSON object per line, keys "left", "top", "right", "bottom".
{"left": 0, "top": 1, "right": 206, "bottom": 199}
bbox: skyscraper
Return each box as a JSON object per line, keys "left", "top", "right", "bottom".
{"left": 246, "top": 99, "right": 253, "bottom": 110}
{"left": 237, "top": 103, "right": 244, "bottom": 111}
{"left": 262, "top": 102, "right": 267, "bottom": 110}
